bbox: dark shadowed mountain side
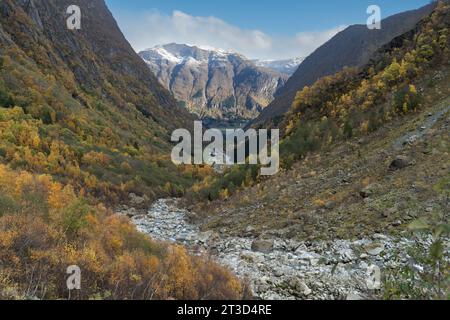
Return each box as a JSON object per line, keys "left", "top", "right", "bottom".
{"left": 1, "top": 0, "right": 193, "bottom": 130}
{"left": 0, "top": 0, "right": 199, "bottom": 202}
{"left": 249, "top": 2, "right": 437, "bottom": 128}
{"left": 140, "top": 44, "right": 288, "bottom": 121}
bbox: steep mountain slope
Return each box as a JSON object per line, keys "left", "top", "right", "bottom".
{"left": 250, "top": 2, "right": 437, "bottom": 128}
{"left": 0, "top": 0, "right": 243, "bottom": 301}
{"left": 253, "top": 58, "right": 304, "bottom": 76}
{"left": 194, "top": 2, "right": 450, "bottom": 220}
{"left": 185, "top": 3, "right": 450, "bottom": 299}
{"left": 0, "top": 0, "right": 197, "bottom": 202}
{"left": 140, "top": 44, "right": 288, "bottom": 120}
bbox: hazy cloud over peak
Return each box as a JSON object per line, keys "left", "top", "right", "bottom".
{"left": 117, "top": 10, "right": 346, "bottom": 60}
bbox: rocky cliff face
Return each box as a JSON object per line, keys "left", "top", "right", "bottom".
{"left": 140, "top": 44, "right": 288, "bottom": 120}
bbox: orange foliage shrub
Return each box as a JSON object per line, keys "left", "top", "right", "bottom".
{"left": 0, "top": 164, "right": 244, "bottom": 300}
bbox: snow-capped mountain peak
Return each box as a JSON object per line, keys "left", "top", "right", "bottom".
{"left": 253, "top": 57, "right": 304, "bottom": 75}
{"left": 140, "top": 43, "right": 242, "bottom": 67}
{"left": 140, "top": 44, "right": 302, "bottom": 77}
{"left": 138, "top": 43, "right": 289, "bottom": 121}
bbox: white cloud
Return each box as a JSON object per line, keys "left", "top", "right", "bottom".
{"left": 116, "top": 9, "right": 346, "bottom": 60}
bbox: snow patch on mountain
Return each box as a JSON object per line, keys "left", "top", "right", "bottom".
{"left": 254, "top": 58, "right": 304, "bottom": 75}
{"left": 141, "top": 43, "right": 240, "bottom": 67}
{"left": 142, "top": 45, "right": 183, "bottom": 64}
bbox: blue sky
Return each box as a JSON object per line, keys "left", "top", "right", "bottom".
{"left": 106, "top": 0, "right": 430, "bottom": 60}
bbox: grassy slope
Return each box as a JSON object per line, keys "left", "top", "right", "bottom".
{"left": 191, "top": 3, "right": 450, "bottom": 241}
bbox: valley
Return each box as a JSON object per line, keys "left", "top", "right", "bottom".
{"left": 202, "top": 117, "right": 249, "bottom": 131}
{"left": 129, "top": 93, "right": 449, "bottom": 300}
{"left": 0, "top": 0, "right": 448, "bottom": 302}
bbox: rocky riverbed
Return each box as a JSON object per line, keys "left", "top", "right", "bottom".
{"left": 129, "top": 199, "right": 443, "bottom": 300}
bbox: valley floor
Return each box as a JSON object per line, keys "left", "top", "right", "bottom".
{"left": 130, "top": 199, "right": 444, "bottom": 300}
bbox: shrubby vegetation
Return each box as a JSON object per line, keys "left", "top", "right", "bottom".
{"left": 0, "top": 0, "right": 244, "bottom": 300}
{"left": 0, "top": 164, "right": 244, "bottom": 300}
{"left": 384, "top": 175, "right": 449, "bottom": 300}
{"left": 0, "top": 47, "right": 209, "bottom": 204}
{"left": 384, "top": 220, "right": 449, "bottom": 300}
{"left": 384, "top": 174, "right": 450, "bottom": 300}
{"left": 185, "top": 165, "right": 259, "bottom": 202}
{"left": 281, "top": 1, "right": 449, "bottom": 164}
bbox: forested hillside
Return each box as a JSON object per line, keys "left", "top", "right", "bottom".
{"left": 0, "top": 0, "right": 200, "bottom": 203}
{"left": 0, "top": 0, "right": 243, "bottom": 300}
{"left": 281, "top": 1, "right": 449, "bottom": 164}
{"left": 250, "top": 2, "right": 437, "bottom": 128}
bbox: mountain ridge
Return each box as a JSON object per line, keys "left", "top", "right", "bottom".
{"left": 139, "top": 43, "right": 288, "bottom": 120}
{"left": 0, "top": 0, "right": 245, "bottom": 301}
{"left": 249, "top": 2, "right": 438, "bottom": 128}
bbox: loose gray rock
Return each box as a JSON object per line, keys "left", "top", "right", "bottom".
{"left": 251, "top": 239, "right": 275, "bottom": 253}
{"left": 289, "top": 278, "right": 312, "bottom": 296}
{"left": 346, "top": 293, "right": 365, "bottom": 300}
{"left": 129, "top": 193, "right": 148, "bottom": 207}
{"left": 360, "top": 184, "right": 381, "bottom": 198}
{"left": 116, "top": 206, "right": 139, "bottom": 218}
{"left": 364, "top": 243, "right": 385, "bottom": 256}
{"left": 392, "top": 220, "right": 402, "bottom": 227}
{"left": 131, "top": 199, "right": 447, "bottom": 301}
{"left": 390, "top": 156, "right": 411, "bottom": 170}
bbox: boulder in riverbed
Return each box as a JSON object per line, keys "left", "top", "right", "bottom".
{"left": 251, "top": 239, "right": 274, "bottom": 253}
{"left": 128, "top": 193, "right": 149, "bottom": 207}
{"left": 289, "top": 278, "right": 312, "bottom": 296}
